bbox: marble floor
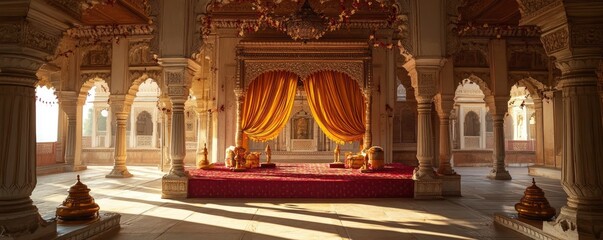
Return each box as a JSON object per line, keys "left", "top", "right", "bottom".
{"left": 32, "top": 166, "right": 567, "bottom": 240}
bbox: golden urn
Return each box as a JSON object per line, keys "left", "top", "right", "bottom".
{"left": 56, "top": 175, "right": 100, "bottom": 222}
{"left": 514, "top": 178, "right": 556, "bottom": 220}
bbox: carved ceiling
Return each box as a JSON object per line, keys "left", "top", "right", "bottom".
{"left": 459, "top": 0, "right": 521, "bottom": 25}
{"left": 81, "top": 0, "right": 149, "bottom": 25}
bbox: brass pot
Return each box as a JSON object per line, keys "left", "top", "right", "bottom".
{"left": 368, "top": 146, "right": 385, "bottom": 170}
{"left": 514, "top": 178, "right": 556, "bottom": 220}
{"left": 56, "top": 175, "right": 100, "bottom": 222}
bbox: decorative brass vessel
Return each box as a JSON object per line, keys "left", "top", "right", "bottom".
{"left": 514, "top": 178, "right": 556, "bottom": 220}
{"left": 56, "top": 175, "right": 100, "bottom": 222}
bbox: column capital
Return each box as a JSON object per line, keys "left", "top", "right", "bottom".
{"left": 434, "top": 94, "right": 455, "bottom": 117}
{"left": 403, "top": 58, "right": 445, "bottom": 102}
{"left": 485, "top": 95, "right": 509, "bottom": 116}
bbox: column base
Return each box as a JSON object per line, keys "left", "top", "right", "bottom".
{"left": 543, "top": 205, "right": 603, "bottom": 239}
{"left": 65, "top": 164, "right": 87, "bottom": 172}
{"left": 438, "top": 174, "right": 461, "bottom": 196}
{"left": 0, "top": 211, "right": 57, "bottom": 240}
{"left": 105, "top": 168, "right": 133, "bottom": 178}
{"left": 413, "top": 179, "right": 443, "bottom": 199}
{"left": 161, "top": 175, "right": 189, "bottom": 199}
{"left": 488, "top": 168, "right": 512, "bottom": 180}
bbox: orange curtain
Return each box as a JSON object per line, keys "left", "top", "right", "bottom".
{"left": 241, "top": 71, "right": 298, "bottom": 141}
{"left": 304, "top": 71, "right": 365, "bottom": 144}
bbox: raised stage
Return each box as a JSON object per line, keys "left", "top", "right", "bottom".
{"left": 188, "top": 163, "right": 414, "bottom": 198}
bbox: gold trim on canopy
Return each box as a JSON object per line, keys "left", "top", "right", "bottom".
{"left": 304, "top": 71, "right": 366, "bottom": 144}
{"left": 241, "top": 71, "right": 298, "bottom": 142}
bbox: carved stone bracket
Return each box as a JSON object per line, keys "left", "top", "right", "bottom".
{"left": 243, "top": 61, "right": 365, "bottom": 89}
{"left": 541, "top": 27, "right": 569, "bottom": 55}
{"left": 66, "top": 24, "right": 154, "bottom": 39}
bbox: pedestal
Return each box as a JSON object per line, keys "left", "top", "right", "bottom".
{"left": 413, "top": 179, "right": 443, "bottom": 199}
{"left": 261, "top": 163, "right": 276, "bottom": 168}
{"left": 161, "top": 175, "right": 188, "bottom": 199}
{"left": 439, "top": 174, "right": 461, "bottom": 196}
{"left": 329, "top": 162, "right": 345, "bottom": 168}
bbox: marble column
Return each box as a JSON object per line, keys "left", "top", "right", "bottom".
{"left": 363, "top": 88, "right": 373, "bottom": 149}
{"left": 106, "top": 109, "right": 133, "bottom": 178}
{"left": 414, "top": 98, "right": 436, "bottom": 180}
{"left": 487, "top": 110, "right": 511, "bottom": 180}
{"left": 168, "top": 96, "right": 188, "bottom": 177}
{"left": 533, "top": 98, "right": 545, "bottom": 166}
{"left": 195, "top": 107, "right": 210, "bottom": 168}
{"left": 0, "top": 60, "right": 56, "bottom": 239}
{"left": 435, "top": 95, "right": 456, "bottom": 175}
{"left": 59, "top": 91, "right": 87, "bottom": 171}
{"left": 543, "top": 58, "right": 603, "bottom": 239}
{"left": 234, "top": 89, "right": 245, "bottom": 147}
{"left": 159, "top": 96, "right": 172, "bottom": 171}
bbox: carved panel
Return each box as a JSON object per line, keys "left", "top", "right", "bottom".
{"left": 571, "top": 25, "right": 603, "bottom": 48}
{"left": 541, "top": 28, "right": 569, "bottom": 54}
{"left": 129, "top": 41, "right": 156, "bottom": 65}
{"left": 243, "top": 61, "right": 364, "bottom": 89}
{"left": 0, "top": 24, "right": 21, "bottom": 43}
{"left": 167, "top": 72, "right": 184, "bottom": 85}
{"left": 453, "top": 71, "right": 492, "bottom": 96}
{"left": 167, "top": 86, "right": 187, "bottom": 95}
{"left": 22, "top": 24, "right": 61, "bottom": 55}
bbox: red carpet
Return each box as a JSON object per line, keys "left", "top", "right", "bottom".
{"left": 188, "top": 163, "right": 414, "bottom": 198}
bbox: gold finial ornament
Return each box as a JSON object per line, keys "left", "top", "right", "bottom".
{"left": 334, "top": 145, "right": 341, "bottom": 163}
{"left": 261, "top": 144, "right": 276, "bottom": 168}
{"left": 198, "top": 143, "right": 213, "bottom": 170}
{"left": 56, "top": 175, "right": 100, "bottom": 222}
{"left": 232, "top": 146, "right": 247, "bottom": 172}
{"left": 514, "top": 178, "right": 556, "bottom": 220}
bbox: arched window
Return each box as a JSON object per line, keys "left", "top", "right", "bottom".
{"left": 396, "top": 84, "right": 407, "bottom": 101}
{"left": 485, "top": 112, "right": 493, "bottom": 132}
{"left": 464, "top": 111, "right": 480, "bottom": 136}
{"left": 136, "top": 111, "right": 153, "bottom": 135}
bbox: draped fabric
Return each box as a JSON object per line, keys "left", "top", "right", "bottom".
{"left": 241, "top": 71, "right": 298, "bottom": 141}
{"left": 304, "top": 71, "right": 365, "bottom": 144}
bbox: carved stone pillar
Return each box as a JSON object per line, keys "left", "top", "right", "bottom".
{"left": 0, "top": 56, "right": 57, "bottom": 239}
{"left": 194, "top": 107, "right": 210, "bottom": 168}
{"left": 363, "top": 88, "right": 372, "bottom": 149}
{"left": 234, "top": 89, "right": 245, "bottom": 147}
{"left": 489, "top": 113, "right": 511, "bottom": 180}
{"left": 106, "top": 96, "right": 133, "bottom": 178}
{"left": 533, "top": 98, "right": 545, "bottom": 165}
{"left": 168, "top": 96, "right": 188, "bottom": 177}
{"left": 542, "top": 57, "right": 603, "bottom": 239}
{"left": 403, "top": 59, "right": 444, "bottom": 199}
{"left": 59, "top": 91, "right": 87, "bottom": 172}
{"left": 158, "top": 96, "right": 172, "bottom": 171}
{"left": 434, "top": 94, "right": 456, "bottom": 175}
{"left": 485, "top": 96, "right": 511, "bottom": 180}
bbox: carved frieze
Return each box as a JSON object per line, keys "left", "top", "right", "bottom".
{"left": 453, "top": 40, "right": 489, "bottom": 67}
{"left": 0, "top": 22, "right": 61, "bottom": 55}
{"left": 66, "top": 24, "right": 154, "bottom": 39}
{"left": 243, "top": 61, "right": 365, "bottom": 89}
{"left": 541, "top": 28, "right": 569, "bottom": 55}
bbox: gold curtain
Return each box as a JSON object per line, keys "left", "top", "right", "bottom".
{"left": 304, "top": 71, "right": 365, "bottom": 144}
{"left": 241, "top": 71, "right": 298, "bottom": 141}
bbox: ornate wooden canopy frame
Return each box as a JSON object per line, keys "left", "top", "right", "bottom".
{"left": 233, "top": 41, "right": 374, "bottom": 149}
